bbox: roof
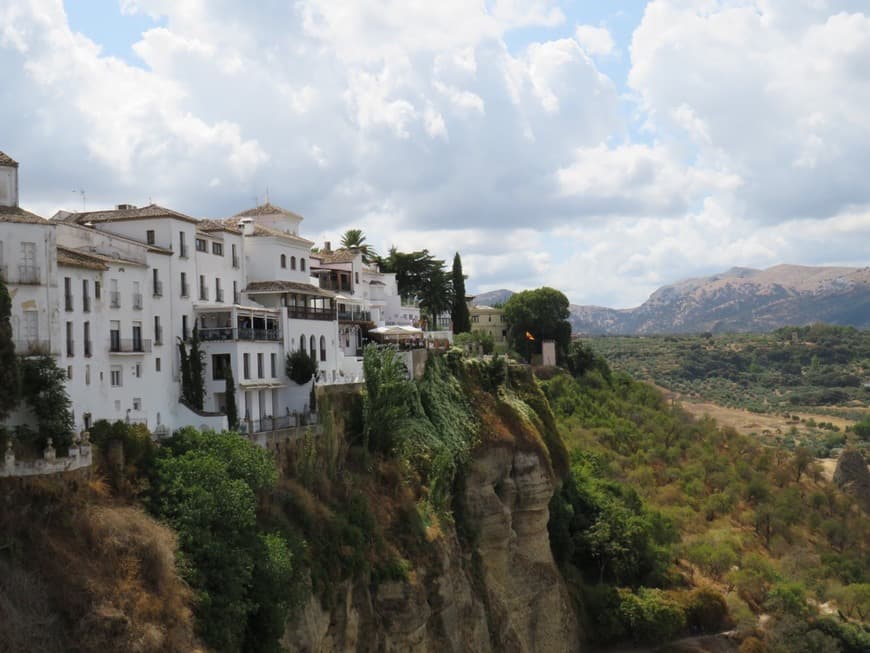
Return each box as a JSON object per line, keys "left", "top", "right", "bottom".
{"left": 59, "top": 203, "right": 199, "bottom": 225}
{"left": 234, "top": 202, "right": 304, "bottom": 221}
{"left": 0, "top": 151, "right": 18, "bottom": 168}
{"left": 56, "top": 246, "right": 110, "bottom": 271}
{"left": 56, "top": 245, "right": 145, "bottom": 268}
{"left": 313, "top": 248, "right": 359, "bottom": 265}
{"left": 55, "top": 221, "right": 174, "bottom": 255}
{"left": 0, "top": 204, "right": 47, "bottom": 224}
{"left": 245, "top": 280, "right": 335, "bottom": 298}
{"left": 197, "top": 218, "right": 241, "bottom": 235}
{"left": 471, "top": 305, "right": 503, "bottom": 313}
{"left": 246, "top": 222, "right": 314, "bottom": 246}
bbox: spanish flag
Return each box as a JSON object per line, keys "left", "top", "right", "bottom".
{"left": 525, "top": 331, "right": 535, "bottom": 341}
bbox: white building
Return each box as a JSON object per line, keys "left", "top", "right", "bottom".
{"left": 1, "top": 151, "right": 423, "bottom": 437}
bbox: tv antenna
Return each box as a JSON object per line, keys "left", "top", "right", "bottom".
{"left": 72, "top": 189, "right": 87, "bottom": 211}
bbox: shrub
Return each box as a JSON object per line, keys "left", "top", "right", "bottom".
{"left": 286, "top": 349, "right": 318, "bottom": 385}
{"left": 618, "top": 588, "right": 686, "bottom": 644}
{"left": 684, "top": 588, "right": 731, "bottom": 633}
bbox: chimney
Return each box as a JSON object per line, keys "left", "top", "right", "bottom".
{"left": 116, "top": 204, "right": 136, "bottom": 210}
{"left": 324, "top": 241, "right": 331, "bottom": 253}
{"left": 238, "top": 217, "right": 255, "bottom": 236}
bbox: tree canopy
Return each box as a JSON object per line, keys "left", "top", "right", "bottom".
{"left": 340, "top": 229, "right": 377, "bottom": 263}
{"left": 451, "top": 253, "right": 470, "bottom": 334}
{"left": 502, "top": 287, "right": 571, "bottom": 360}
{"left": 378, "top": 247, "right": 453, "bottom": 327}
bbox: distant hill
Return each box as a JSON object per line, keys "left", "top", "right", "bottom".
{"left": 472, "top": 289, "right": 514, "bottom": 307}
{"left": 570, "top": 264, "right": 870, "bottom": 334}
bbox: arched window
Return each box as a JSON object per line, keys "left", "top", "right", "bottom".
{"left": 280, "top": 254, "right": 287, "bottom": 268}
{"left": 309, "top": 335, "right": 316, "bottom": 357}
{"left": 301, "top": 258, "right": 306, "bottom": 271}
{"left": 319, "top": 335, "right": 326, "bottom": 362}
{"left": 299, "top": 334, "right": 306, "bottom": 353}
{"left": 291, "top": 256, "right": 296, "bottom": 270}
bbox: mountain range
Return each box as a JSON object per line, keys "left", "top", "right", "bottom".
{"left": 473, "top": 264, "right": 870, "bottom": 335}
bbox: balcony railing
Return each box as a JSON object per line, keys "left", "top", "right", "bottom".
{"left": 84, "top": 340, "right": 92, "bottom": 357}
{"left": 179, "top": 243, "right": 189, "bottom": 258}
{"left": 132, "top": 293, "right": 143, "bottom": 310}
{"left": 64, "top": 294, "right": 73, "bottom": 312}
{"left": 232, "top": 254, "right": 240, "bottom": 268}
{"left": 18, "top": 266, "right": 39, "bottom": 284}
{"left": 153, "top": 280, "right": 163, "bottom": 297}
{"left": 109, "top": 338, "right": 151, "bottom": 353}
{"left": 109, "top": 291, "right": 121, "bottom": 308}
{"left": 215, "top": 288, "right": 224, "bottom": 303}
{"left": 338, "top": 309, "right": 371, "bottom": 322}
{"left": 286, "top": 305, "right": 336, "bottom": 321}
{"left": 198, "top": 327, "right": 280, "bottom": 342}
{"left": 82, "top": 296, "right": 91, "bottom": 313}
{"left": 14, "top": 339, "right": 51, "bottom": 355}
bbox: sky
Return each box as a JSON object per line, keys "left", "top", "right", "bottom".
{"left": 1, "top": 1, "right": 869, "bottom": 308}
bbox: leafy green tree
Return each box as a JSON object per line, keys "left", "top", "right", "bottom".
{"left": 225, "top": 366, "right": 239, "bottom": 430}
{"left": 378, "top": 247, "right": 452, "bottom": 322}
{"left": 18, "top": 355, "right": 74, "bottom": 449}
{"left": 503, "top": 287, "right": 571, "bottom": 361}
{"left": 0, "top": 278, "right": 19, "bottom": 419}
{"left": 361, "top": 345, "right": 418, "bottom": 453}
{"left": 285, "top": 349, "right": 318, "bottom": 385}
{"left": 839, "top": 583, "right": 870, "bottom": 620}
{"left": 566, "top": 340, "right": 612, "bottom": 381}
{"left": 450, "top": 252, "right": 470, "bottom": 333}
{"left": 418, "top": 264, "right": 453, "bottom": 328}
{"left": 454, "top": 330, "right": 495, "bottom": 354}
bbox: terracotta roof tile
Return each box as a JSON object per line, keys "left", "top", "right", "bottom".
{"left": 197, "top": 218, "right": 241, "bottom": 235}
{"left": 0, "top": 205, "right": 47, "bottom": 224}
{"left": 234, "top": 202, "right": 304, "bottom": 220}
{"left": 56, "top": 246, "right": 110, "bottom": 271}
{"left": 60, "top": 203, "right": 199, "bottom": 225}
{"left": 245, "top": 280, "right": 335, "bottom": 298}
{"left": 312, "top": 248, "right": 359, "bottom": 264}
{"left": 0, "top": 151, "right": 18, "bottom": 168}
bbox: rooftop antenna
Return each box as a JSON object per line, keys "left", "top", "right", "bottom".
{"left": 252, "top": 195, "right": 259, "bottom": 207}
{"left": 72, "top": 188, "right": 86, "bottom": 211}
{"left": 264, "top": 186, "right": 270, "bottom": 205}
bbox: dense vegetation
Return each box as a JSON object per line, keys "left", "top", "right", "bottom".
{"left": 586, "top": 325, "right": 869, "bottom": 417}
{"left": 544, "top": 341, "right": 870, "bottom": 650}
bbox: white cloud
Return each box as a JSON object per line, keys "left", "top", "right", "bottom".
{"left": 575, "top": 24, "right": 615, "bottom": 56}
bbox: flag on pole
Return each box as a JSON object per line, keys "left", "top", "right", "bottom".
{"left": 525, "top": 331, "right": 535, "bottom": 341}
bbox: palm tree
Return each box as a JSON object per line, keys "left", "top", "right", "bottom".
{"left": 340, "top": 229, "right": 378, "bottom": 263}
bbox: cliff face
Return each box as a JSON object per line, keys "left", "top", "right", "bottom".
{"left": 283, "top": 442, "right": 579, "bottom": 652}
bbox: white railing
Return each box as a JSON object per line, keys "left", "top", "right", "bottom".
{"left": 1, "top": 433, "right": 92, "bottom": 478}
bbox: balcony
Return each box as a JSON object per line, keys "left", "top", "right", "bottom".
{"left": 132, "top": 293, "right": 143, "bottom": 310}
{"left": 198, "top": 327, "right": 281, "bottom": 342}
{"left": 153, "top": 280, "right": 163, "bottom": 297}
{"left": 84, "top": 340, "right": 92, "bottom": 357}
{"left": 82, "top": 296, "right": 91, "bottom": 313}
{"left": 64, "top": 294, "right": 74, "bottom": 312}
{"left": 286, "top": 305, "right": 336, "bottom": 321}
{"left": 215, "top": 288, "right": 224, "bottom": 303}
{"left": 179, "top": 243, "right": 189, "bottom": 259}
{"left": 109, "top": 338, "right": 151, "bottom": 354}
{"left": 14, "top": 340, "right": 52, "bottom": 356}
{"left": 17, "top": 266, "right": 39, "bottom": 285}
{"left": 109, "top": 291, "right": 121, "bottom": 308}
{"left": 338, "top": 309, "right": 372, "bottom": 323}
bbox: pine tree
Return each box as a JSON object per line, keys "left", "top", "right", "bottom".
{"left": 451, "top": 252, "right": 471, "bottom": 334}
{"left": 224, "top": 365, "right": 239, "bottom": 430}
{"left": 0, "top": 278, "right": 19, "bottom": 419}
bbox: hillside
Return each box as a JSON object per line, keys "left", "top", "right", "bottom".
{"left": 570, "top": 265, "right": 870, "bottom": 334}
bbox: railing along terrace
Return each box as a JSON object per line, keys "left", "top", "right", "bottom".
{"left": 109, "top": 338, "right": 152, "bottom": 353}
{"left": 286, "top": 305, "right": 336, "bottom": 321}
{"left": 198, "top": 327, "right": 280, "bottom": 342}
{"left": 337, "top": 309, "right": 371, "bottom": 322}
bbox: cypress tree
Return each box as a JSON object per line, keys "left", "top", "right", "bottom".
{"left": 178, "top": 339, "right": 192, "bottom": 405}
{"left": 451, "top": 252, "right": 471, "bottom": 334}
{"left": 224, "top": 365, "right": 239, "bottom": 430}
{"left": 0, "top": 278, "right": 18, "bottom": 419}
{"left": 189, "top": 326, "right": 205, "bottom": 410}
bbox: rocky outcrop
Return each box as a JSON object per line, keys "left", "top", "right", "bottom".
{"left": 283, "top": 444, "right": 579, "bottom": 652}
{"left": 833, "top": 449, "right": 870, "bottom": 513}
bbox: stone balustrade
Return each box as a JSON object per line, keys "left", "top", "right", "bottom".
{"left": 0, "top": 432, "right": 93, "bottom": 478}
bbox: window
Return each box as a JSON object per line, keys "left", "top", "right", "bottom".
{"left": 257, "top": 353, "right": 264, "bottom": 379}
{"left": 199, "top": 274, "right": 207, "bottom": 300}
{"left": 133, "top": 398, "right": 142, "bottom": 411}
{"left": 154, "top": 315, "right": 162, "bottom": 344}
{"left": 82, "top": 279, "right": 90, "bottom": 312}
{"left": 231, "top": 244, "right": 239, "bottom": 268}
{"left": 280, "top": 254, "right": 287, "bottom": 268}
{"left": 215, "top": 277, "right": 222, "bottom": 302}
{"left": 85, "top": 365, "right": 90, "bottom": 385}
{"left": 320, "top": 335, "right": 326, "bottom": 362}
{"left": 179, "top": 231, "right": 187, "bottom": 257}
{"left": 243, "top": 353, "right": 250, "bottom": 379}
{"left": 182, "top": 315, "right": 189, "bottom": 340}
{"left": 291, "top": 256, "right": 296, "bottom": 270}
{"left": 301, "top": 258, "right": 306, "bottom": 271}
{"left": 67, "top": 365, "right": 73, "bottom": 380}
{"left": 66, "top": 321, "right": 74, "bottom": 357}
{"left": 83, "top": 321, "right": 91, "bottom": 357}
{"left": 155, "top": 357, "right": 161, "bottom": 372}
{"left": 310, "top": 335, "right": 316, "bottom": 357}
{"left": 196, "top": 237, "right": 207, "bottom": 252}
{"left": 212, "top": 242, "right": 223, "bottom": 256}
{"left": 152, "top": 268, "right": 162, "bottom": 297}
{"left": 270, "top": 353, "right": 276, "bottom": 377}
{"left": 146, "top": 230, "right": 155, "bottom": 245}
{"left": 212, "top": 354, "right": 230, "bottom": 381}
{"left": 64, "top": 277, "right": 73, "bottom": 311}
{"left": 355, "top": 272, "right": 359, "bottom": 285}
{"left": 180, "top": 271, "right": 188, "bottom": 297}
{"left": 134, "top": 363, "right": 141, "bottom": 378}
{"left": 110, "top": 366, "right": 122, "bottom": 387}
{"left": 132, "top": 322, "right": 143, "bottom": 351}
{"left": 110, "top": 320, "right": 120, "bottom": 351}
{"left": 95, "top": 280, "right": 101, "bottom": 299}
